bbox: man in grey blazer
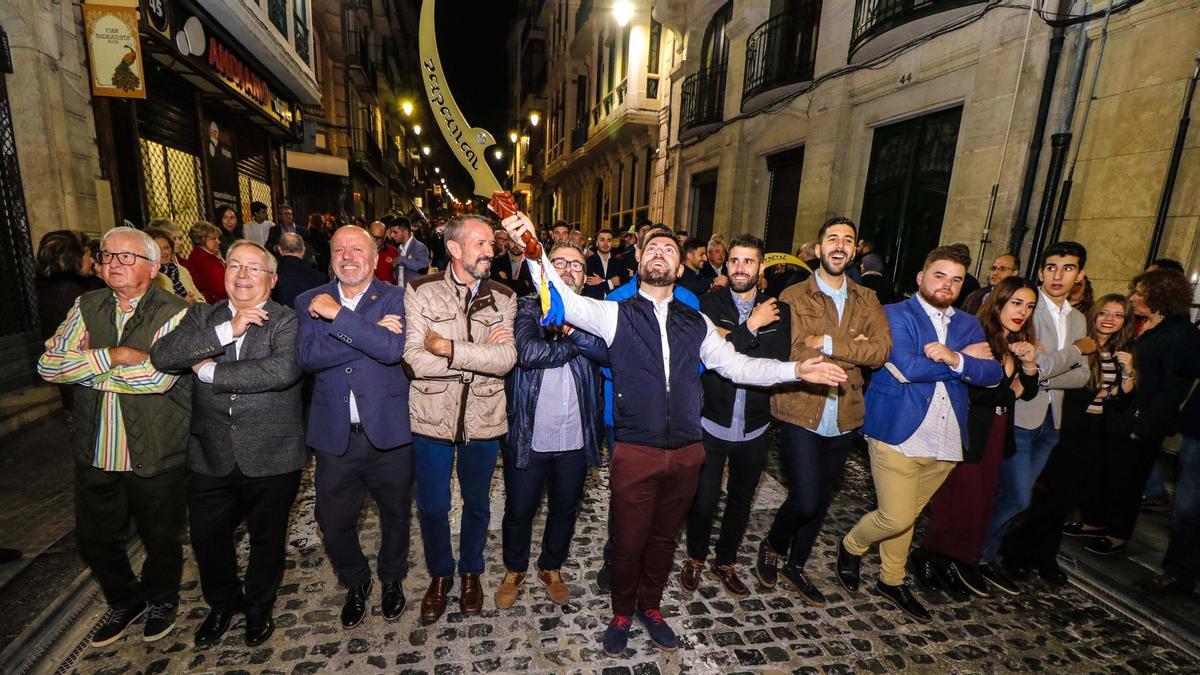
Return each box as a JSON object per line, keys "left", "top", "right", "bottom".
{"left": 152, "top": 240, "right": 306, "bottom": 648}
{"left": 978, "top": 241, "right": 1090, "bottom": 592}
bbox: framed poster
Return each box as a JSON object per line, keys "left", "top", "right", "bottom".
{"left": 83, "top": 4, "right": 147, "bottom": 99}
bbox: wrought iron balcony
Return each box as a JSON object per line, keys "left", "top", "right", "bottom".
{"left": 850, "top": 0, "right": 986, "bottom": 63}
{"left": 742, "top": 5, "right": 820, "bottom": 112}
{"left": 679, "top": 66, "right": 726, "bottom": 140}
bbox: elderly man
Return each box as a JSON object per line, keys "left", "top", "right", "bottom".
{"left": 389, "top": 217, "right": 430, "bottom": 287}
{"left": 272, "top": 232, "right": 326, "bottom": 309}
{"left": 369, "top": 221, "right": 400, "bottom": 285}
{"left": 699, "top": 239, "right": 728, "bottom": 289}
{"left": 151, "top": 241, "right": 305, "bottom": 647}
{"left": 404, "top": 216, "right": 517, "bottom": 623}
{"left": 38, "top": 226, "right": 190, "bottom": 647}
{"left": 296, "top": 226, "right": 413, "bottom": 629}
{"left": 502, "top": 215, "right": 845, "bottom": 655}
{"left": 495, "top": 241, "right": 607, "bottom": 610}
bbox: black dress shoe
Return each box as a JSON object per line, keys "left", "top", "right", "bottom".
{"left": 382, "top": 581, "right": 406, "bottom": 621}
{"left": 341, "top": 580, "right": 372, "bottom": 629}
{"left": 1062, "top": 521, "right": 1106, "bottom": 538}
{"left": 1038, "top": 562, "right": 1069, "bottom": 588}
{"left": 977, "top": 561, "right": 1021, "bottom": 596}
{"left": 874, "top": 581, "right": 932, "bottom": 623}
{"left": 244, "top": 616, "right": 275, "bottom": 647}
{"left": 194, "top": 606, "right": 238, "bottom": 647}
{"left": 908, "top": 549, "right": 945, "bottom": 594}
{"left": 933, "top": 558, "right": 972, "bottom": 600}
{"left": 836, "top": 537, "right": 862, "bottom": 593}
{"left": 946, "top": 561, "right": 992, "bottom": 599}
{"left": 1084, "top": 537, "right": 1126, "bottom": 556}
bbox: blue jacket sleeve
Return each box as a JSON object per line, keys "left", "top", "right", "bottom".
{"left": 567, "top": 326, "right": 610, "bottom": 366}
{"left": 884, "top": 307, "right": 957, "bottom": 383}
{"left": 295, "top": 306, "right": 363, "bottom": 372}
{"left": 956, "top": 320, "right": 1005, "bottom": 387}
{"left": 324, "top": 295, "right": 406, "bottom": 365}
{"left": 515, "top": 300, "right": 580, "bottom": 369}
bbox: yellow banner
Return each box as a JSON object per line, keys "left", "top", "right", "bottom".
{"left": 764, "top": 252, "right": 811, "bottom": 271}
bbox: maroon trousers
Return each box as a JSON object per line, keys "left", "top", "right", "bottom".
{"left": 922, "top": 414, "right": 1007, "bottom": 565}
{"left": 609, "top": 441, "right": 705, "bottom": 616}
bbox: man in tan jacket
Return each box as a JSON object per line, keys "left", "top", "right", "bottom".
{"left": 403, "top": 214, "right": 517, "bottom": 624}
{"left": 756, "top": 217, "right": 892, "bottom": 607}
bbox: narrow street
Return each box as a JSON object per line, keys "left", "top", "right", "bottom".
{"left": 10, "top": 434, "right": 1193, "bottom": 674}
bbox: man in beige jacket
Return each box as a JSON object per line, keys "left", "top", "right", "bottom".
{"left": 404, "top": 214, "right": 517, "bottom": 624}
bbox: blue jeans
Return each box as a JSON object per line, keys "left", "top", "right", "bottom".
{"left": 982, "top": 411, "right": 1059, "bottom": 562}
{"left": 412, "top": 436, "right": 500, "bottom": 577}
{"left": 1163, "top": 436, "right": 1200, "bottom": 584}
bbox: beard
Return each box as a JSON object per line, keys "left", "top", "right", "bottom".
{"left": 463, "top": 257, "right": 492, "bottom": 281}
{"left": 819, "top": 250, "right": 849, "bottom": 276}
{"left": 640, "top": 261, "right": 675, "bottom": 287}
{"left": 918, "top": 286, "right": 955, "bottom": 309}
{"left": 729, "top": 273, "right": 759, "bottom": 293}
{"left": 562, "top": 277, "right": 585, "bottom": 295}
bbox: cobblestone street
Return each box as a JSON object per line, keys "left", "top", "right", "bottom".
{"left": 43, "top": 442, "right": 1197, "bottom": 674}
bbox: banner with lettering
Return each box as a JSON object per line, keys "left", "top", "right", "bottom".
{"left": 83, "top": 4, "right": 147, "bottom": 99}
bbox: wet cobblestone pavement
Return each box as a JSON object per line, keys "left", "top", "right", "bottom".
{"left": 61, "top": 446, "right": 1199, "bottom": 674}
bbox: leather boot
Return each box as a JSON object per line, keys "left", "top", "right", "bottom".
{"left": 420, "top": 576, "right": 453, "bottom": 624}
{"left": 460, "top": 573, "right": 483, "bottom": 615}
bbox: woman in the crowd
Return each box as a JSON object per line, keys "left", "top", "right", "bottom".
{"left": 146, "top": 227, "right": 204, "bottom": 304}
{"left": 1003, "top": 295, "right": 1135, "bottom": 578}
{"left": 180, "top": 220, "right": 227, "bottom": 303}
{"left": 1081, "top": 270, "right": 1200, "bottom": 556}
{"left": 1068, "top": 277, "right": 1094, "bottom": 315}
{"left": 305, "top": 212, "right": 331, "bottom": 272}
{"left": 34, "top": 230, "right": 102, "bottom": 410}
{"left": 215, "top": 204, "right": 243, "bottom": 255}
{"left": 910, "top": 276, "right": 1040, "bottom": 598}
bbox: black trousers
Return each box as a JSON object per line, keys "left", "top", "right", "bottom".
{"left": 1002, "top": 417, "right": 1102, "bottom": 567}
{"left": 1104, "top": 434, "right": 1165, "bottom": 540}
{"left": 74, "top": 464, "right": 187, "bottom": 609}
{"left": 189, "top": 466, "right": 301, "bottom": 618}
{"left": 314, "top": 433, "right": 414, "bottom": 588}
{"left": 501, "top": 448, "right": 588, "bottom": 572}
{"left": 766, "top": 423, "right": 854, "bottom": 569}
{"left": 685, "top": 431, "right": 770, "bottom": 566}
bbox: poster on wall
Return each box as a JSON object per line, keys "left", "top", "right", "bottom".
{"left": 206, "top": 118, "right": 239, "bottom": 214}
{"left": 83, "top": 4, "right": 147, "bottom": 99}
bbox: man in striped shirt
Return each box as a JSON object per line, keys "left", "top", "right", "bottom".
{"left": 38, "top": 226, "right": 191, "bottom": 648}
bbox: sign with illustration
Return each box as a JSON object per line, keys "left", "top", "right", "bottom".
{"left": 83, "top": 4, "right": 146, "bottom": 99}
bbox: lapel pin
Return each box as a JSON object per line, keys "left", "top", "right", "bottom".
{"left": 370, "top": 294, "right": 378, "bottom": 301}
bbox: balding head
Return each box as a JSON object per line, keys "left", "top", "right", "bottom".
{"left": 277, "top": 232, "right": 306, "bottom": 258}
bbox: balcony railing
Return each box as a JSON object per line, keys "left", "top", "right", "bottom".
{"left": 679, "top": 66, "right": 726, "bottom": 136}
{"left": 851, "top": 0, "right": 985, "bottom": 62}
{"left": 743, "top": 5, "right": 820, "bottom": 107}
{"left": 346, "top": 29, "right": 376, "bottom": 86}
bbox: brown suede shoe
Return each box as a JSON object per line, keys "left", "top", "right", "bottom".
{"left": 460, "top": 573, "right": 483, "bottom": 615}
{"left": 494, "top": 571, "right": 526, "bottom": 610}
{"left": 537, "top": 569, "right": 571, "bottom": 605}
{"left": 679, "top": 558, "right": 704, "bottom": 592}
{"left": 420, "top": 576, "right": 453, "bottom": 624}
{"left": 709, "top": 561, "right": 750, "bottom": 599}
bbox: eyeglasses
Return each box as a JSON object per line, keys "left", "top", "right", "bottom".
{"left": 226, "top": 262, "right": 273, "bottom": 276}
{"left": 551, "top": 258, "right": 585, "bottom": 273}
{"left": 97, "top": 250, "right": 152, "bottom": 266}
{"left": 990, "top": 265, "right": 1014, "bottom": 273}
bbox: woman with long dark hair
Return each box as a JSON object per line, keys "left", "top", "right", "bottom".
{"left": 909, "top": 276, "right": 1041, "bottom": 599}
{"left": 215, "top": 204, "right": 243, "bottom": 255}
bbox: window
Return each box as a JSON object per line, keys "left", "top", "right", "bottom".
{"left": 701, "top": 1, "right": 734, "bottom": 71}
{"left": 139, "top": 138, "right": 207, "bottom": 255}
{"left": 689, "top": 170, "right": 719, "bottom": 241}
{"left": 268, "top": 0, "right": 288, "bottom": 37}
{"left": 619, "top": 24, "right": 631, "bottom": 82}
{"left": 763, "top": 146, "right": 805, "bottom": 256}
{"left": 293, "top": 0, "right": 310, "bottom": 63}
{"left": 643, "top": 146, "right": 654, "bottom": 206}
{"left": 648, "top": 19, "right": 662, "bottom": 74}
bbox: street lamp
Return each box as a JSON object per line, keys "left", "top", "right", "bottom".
{"left": 434, "top": 166, "right": 440, "bottom": 174}
{"left": 401, "top": 100, "right": 414, "bottom": 116}
{"left": 493, "top": 149, "right": 503, "bottom": 160}
{"left": 529, "top": 111, "right": 540, "bottom": 127}
{"left": 613, "top": 0, "right": 634, "bottom": 27}
{"left": 413, "top": 124, "right": 422, "bottom": 136}
{"left": 422, "top": 145, "right": 431, "bottom": 156}
{"left": 509, "top": 131, "right": 519, "bottom": 143}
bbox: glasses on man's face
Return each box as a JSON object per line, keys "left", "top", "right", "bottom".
{"left": 97, "top": 250, "right": 152, "bottom": 266}
{"left": 226, "top": 261, "right": 272, "bottom": 277}
{"left": 990, "top": 265, "right": 1013, "bottom": 273}
{"left": 551, "top": 258, "right": 585, "bottom": 273}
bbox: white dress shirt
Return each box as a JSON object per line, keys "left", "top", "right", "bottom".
{"left": 338, "top": 285, "right": 369, "bottom": 423}
{"left": 525, "top": 254, "right": 799, "bottom": 387}
{"left": 893, "top": 294, "right": 965, "bottom": 461}
{"left": 196, "top": 300, "right": 269, "bottom": 384}
{"left": 243, "top": 220, "right": 273, "bottom": 247}
{"left": 1039, "top": 288, "right": 1072, "bottom": 350}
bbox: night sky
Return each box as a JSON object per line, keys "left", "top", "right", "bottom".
{"left": 429, "top": 0, "right": 518, "bottom": 204}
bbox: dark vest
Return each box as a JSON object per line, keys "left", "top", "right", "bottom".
{"left": 609, "top": 295, "right": 707, "bottom": 448}
{"left": 75, "top": 285, "right": 192, "bottom": 476}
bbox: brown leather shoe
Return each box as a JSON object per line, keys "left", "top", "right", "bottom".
{"left": 709, "top": 561, "right": 750, "bottom": 599}
{"left": 494, "top": 571, "right": 526, "bottom": 609}
{"left": 420, "top": 576, "right": 453, "bottom": 623}
{"left": 537, "top": 569, "right": 571, "bottom": 605}
{"left": 460, "top": 573, "right": 483, "bottom": 615}
{"left": 679, "top": 558, "right": 704, "bottom": 592}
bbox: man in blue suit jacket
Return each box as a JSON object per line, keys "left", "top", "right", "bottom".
{"left": 295, "top": 225, "right": 413, "bottom": 630}
{"left": 835, "top": 245, "right": 1003, "bottom": 623}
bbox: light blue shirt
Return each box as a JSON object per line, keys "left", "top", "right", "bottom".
{"left": 532, "top": 363, "right": 583, "bottom": 452}
{"left": 814, "top": 272, "right": 848, "bottom": 438}
{"left": 701, "top": 290, "right": 769, "bottom": 442}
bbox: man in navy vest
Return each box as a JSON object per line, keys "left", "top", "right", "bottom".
{"left": 502, "top": 216, "right": 846, "bottom": 656}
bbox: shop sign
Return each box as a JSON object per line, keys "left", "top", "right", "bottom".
{"left": 83, "top": 4, "right": 147, "bottom": 99}
{"left": 142, "top": 0, "right": 170, "bottom": 39}
{"left": 206, "top": 116, "right": 239, "bottom": 212}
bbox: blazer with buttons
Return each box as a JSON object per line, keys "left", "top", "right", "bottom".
{"left": 150, "top": 299, "right": 307, "bottom": 477}
{"left": 861, "top": 295, "right": 1005, "bottom": 449}
{"left": 295, "top": 278, "right": 411, "bottom": 454}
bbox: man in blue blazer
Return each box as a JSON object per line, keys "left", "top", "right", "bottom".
{"left": 835, "top": 245, "right": 1003, "bottom": 623}
{"left": 295, "top": 225, "right": 413, "bottom": 630}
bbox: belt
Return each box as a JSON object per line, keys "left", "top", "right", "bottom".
{"left": 350, "top": 423, "right": 366, "bottom": 434}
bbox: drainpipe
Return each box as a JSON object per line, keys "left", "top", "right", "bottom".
{"left": 1050, "top": 0, "right": 1117, "bottom": 247}
{"left": 1144, "top": 53, "right": 1199, "bottom": 268}
{"left": 1007, "top": 0, "right": 1073, "bottom": 267}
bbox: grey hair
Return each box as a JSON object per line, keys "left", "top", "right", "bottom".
{"left": 277, "top": 231, "right": 306, "bottom": 256}
{"left": 443, "top": 215, "right": 496, "bottom": 246}
{"left": 226, "top": 239, "right": 278, "bottom": 273}
{"left": 549, "top": 241, "right": 586, "bottom": 258}
{"left": 100, "top": 226, "right": 160, "bottom": 263}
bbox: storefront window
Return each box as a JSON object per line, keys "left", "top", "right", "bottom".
{"left": 239, "top": 174, "right": 274, "bottom": 225}
{"left": 139, "top": 138, "right": 207, "bottom": 256}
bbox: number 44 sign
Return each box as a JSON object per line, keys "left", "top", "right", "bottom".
{"left": 83, "top": 3, "right": 147, "bottom": 99}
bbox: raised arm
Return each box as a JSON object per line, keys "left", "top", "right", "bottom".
{"left": 211, "top": 310, "right": 303, "bottom": 393}
{"left": 700, "top": 316, "right": 845, "bottom": 387}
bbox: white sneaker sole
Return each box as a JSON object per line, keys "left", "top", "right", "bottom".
{"left": 143, "top": 620, "right": 176, "bottom": 642}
